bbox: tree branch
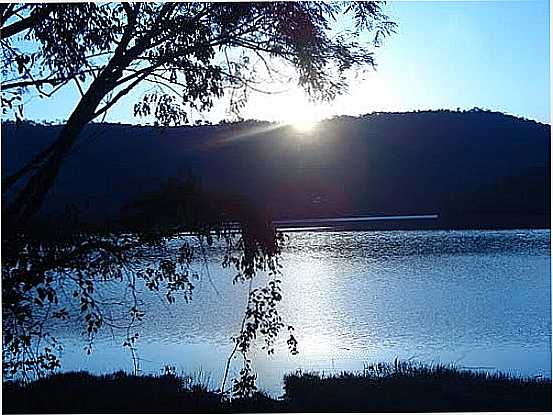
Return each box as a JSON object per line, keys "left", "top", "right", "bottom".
{"left": 91, "top": 68, "right": 152, "bottom": 119}
{"left": 0, "top": 4, "right": 17, "bottom": 26}
{"left": 1, "top": 6, "right": 50, "bottom": 39}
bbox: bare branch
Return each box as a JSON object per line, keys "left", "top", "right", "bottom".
{"left": 2, "top": 69, "right": 98, "bottom": 93}
{"left": 73, "top": 78, "right": 85, "bottom": 98}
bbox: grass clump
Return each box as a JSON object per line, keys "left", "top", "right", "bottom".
{"left": 2, "top": 370, "right": 281, "bottom": 413}
{"left": 283, "top": 360, "right": 551, "bottom": 412}
{"left": 4, "top": 371, "right": 213, "bottom": 413}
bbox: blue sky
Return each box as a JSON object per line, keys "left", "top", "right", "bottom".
{"left": 375, "top": 0, "right": 550, "bottom": 123}
{"left": 18, "top": 1, "right": 551, "bottom": 125}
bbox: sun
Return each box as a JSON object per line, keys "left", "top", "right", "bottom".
{"left": 267, "top": 89, "right": 327, "bottom": 133}
{"left": 291, "top": 118, "right": 318, "bottom": 132}
{"left": 283, "top": 106, "right": 322, "bottom": 133}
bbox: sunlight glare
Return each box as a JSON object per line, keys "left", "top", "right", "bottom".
{"left": 285, "top": 108, "right": 323, "bottom": 133}
{"left": 275, "top": 90, "right": 326, "bottom": 133}
{"left": 291, "top": 117, "right": 318, "bottom": 132}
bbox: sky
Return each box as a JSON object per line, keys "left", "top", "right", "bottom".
{"left": 16, "top": 1, "right": 551, "bottom": 125}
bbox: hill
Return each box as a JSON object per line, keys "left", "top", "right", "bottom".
{"left": 2, "top": 109, "right": 550, "bottom": 230}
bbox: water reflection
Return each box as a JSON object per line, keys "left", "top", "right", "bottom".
{"left": 54, "top": 229, "right": 551, "bottom": 396}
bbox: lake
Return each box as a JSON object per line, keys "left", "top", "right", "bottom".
{"left": 53, "top": 229, "right": 551, "bottom": 396}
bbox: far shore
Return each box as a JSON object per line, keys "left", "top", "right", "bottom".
{"left": 274, "top": 214, "right": 550, "bottom": 232}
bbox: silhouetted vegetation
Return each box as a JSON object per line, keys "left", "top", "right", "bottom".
{"left": 1, "top": 2, "right": 396, "bottom": 395}
{"left": 2, "top": 3, "right": 549, "bottom": 410}
{"left": 3, "top": 362, "right": 551, "bottom": 413}
{"left": 2, "top": 2, "right": 395, "bottom": 227}
{"left": 2, "top": 371, "right": 283, "bottom": 413}
{"left": 283, "top": 361, "right": 552, "bottom": 412}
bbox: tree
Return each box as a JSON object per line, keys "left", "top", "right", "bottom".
{"left": 2, "top": 1, "right": 395, "bottom": 397}
{"left": 2, "top": 2, "right": 396, "bottom": 225}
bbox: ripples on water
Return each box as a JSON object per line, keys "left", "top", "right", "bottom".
{"left": 53, "top": 229, "right": 550, "bottom": 395}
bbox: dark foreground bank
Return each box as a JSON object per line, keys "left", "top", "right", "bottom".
{"left": 3, "top": 362, "right": 551, "bottom": 413}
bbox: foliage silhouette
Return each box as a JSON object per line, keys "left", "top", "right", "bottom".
{"left": 2, "top": 175, "right": 291, "bottom": 397}
{"left": 282, "top": 361, "right": 552, "bottom": 412}
{"left": 2, "top": 362, "right": 551, "bottom": 412}
{"left": 1, "top": 2, "right": 396, "bottom": 394}
{"left": 2, "top": 2, "right": 395, "bottom": 225}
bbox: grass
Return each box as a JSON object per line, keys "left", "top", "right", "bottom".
{"left": 2, "top": 370, "right": 281, "bottom": 414}
{"left": 283, "top": 361, "right": 552, "bottom": 412}
{"left": 3, "top": 361, "right": 551, "bottom": 413}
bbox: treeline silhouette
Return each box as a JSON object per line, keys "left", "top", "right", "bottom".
{"left": 2, "top": 110, "right": 550, "bottom": 230}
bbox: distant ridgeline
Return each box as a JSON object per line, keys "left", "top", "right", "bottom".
{"left": 2, "top": 110, "right": 550, "bottom": 230}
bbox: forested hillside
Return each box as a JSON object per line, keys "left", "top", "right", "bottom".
{"left": 3, "top": 109, "right": 550, "bottom": 229}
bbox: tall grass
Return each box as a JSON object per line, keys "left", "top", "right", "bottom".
{"left": 283, "top": 360, "right": 551, "bottom": 412}
{"left": 3, "top": 370, "right": 281, "bottom": 413}
{"left": 3, "top": 361, "right": 551, "bottom": 413}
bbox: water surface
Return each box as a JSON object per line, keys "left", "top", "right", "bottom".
{"left": 55, "top": 229, "right": 551, "bottom": 396}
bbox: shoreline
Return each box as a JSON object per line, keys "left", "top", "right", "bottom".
{"left": 272, "top": 213, "right": 550, "bottom": 232}
{"left": 4, "top": 361, "right": 551, "bottom": 413}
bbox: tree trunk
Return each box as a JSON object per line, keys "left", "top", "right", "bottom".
{"left": 4, "top": 67, "right": 122, "bottom": 228}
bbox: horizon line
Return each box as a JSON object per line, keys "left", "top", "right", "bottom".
{"left": 3, "top": 107, "right": 550, "bottom": 128}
